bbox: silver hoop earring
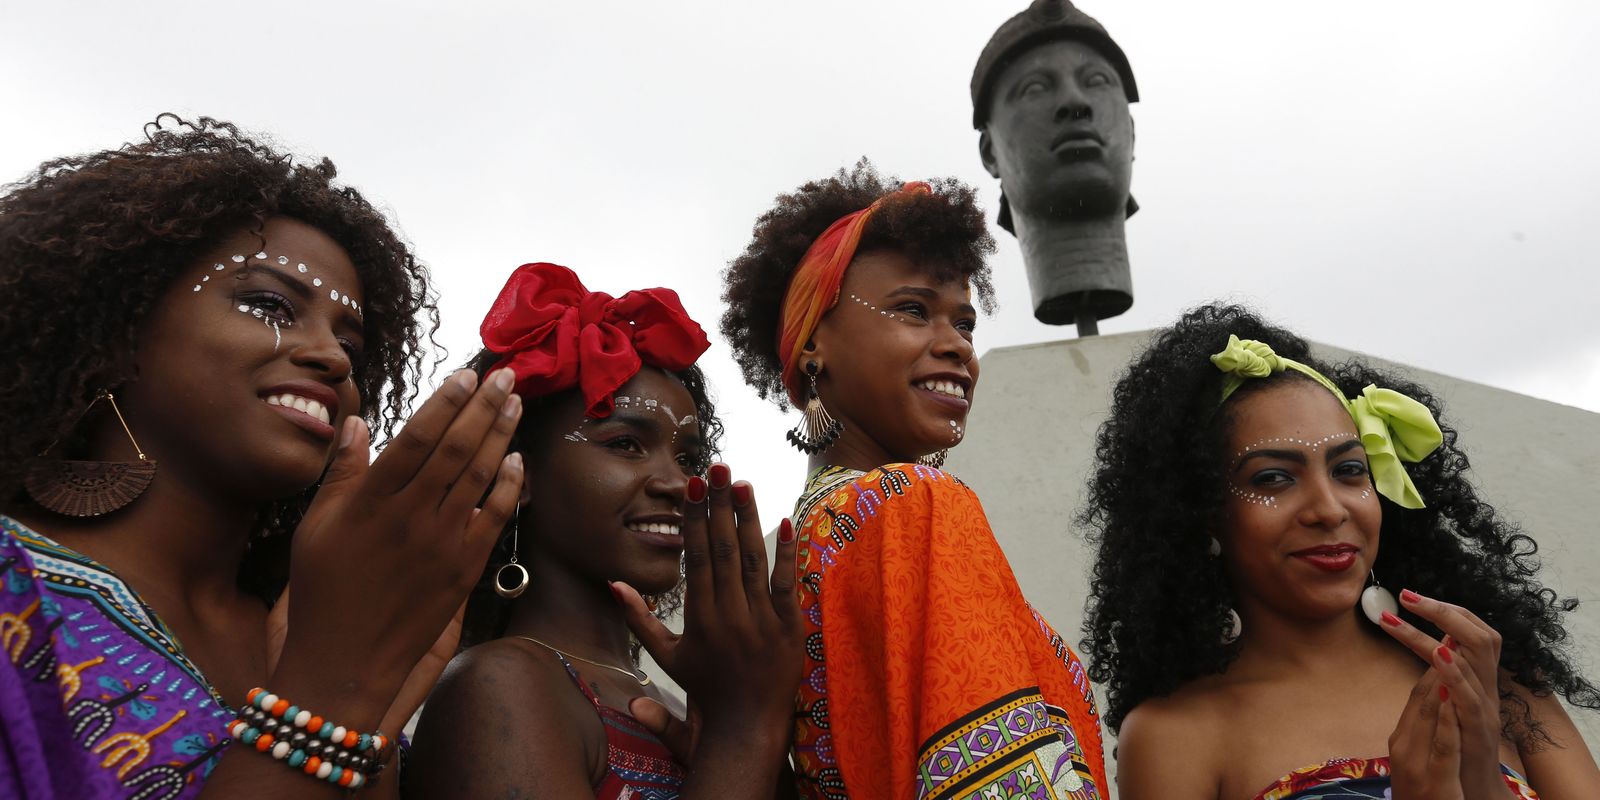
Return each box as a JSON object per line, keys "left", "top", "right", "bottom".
{"left": 494, "top": 501, "right": 530, "bottom": 599}
{"left": 1359, "top": 570, "right": 1397, "bottom": 626}
{"left": 1223, "top": 608, "right": 1242, "bottom": 644}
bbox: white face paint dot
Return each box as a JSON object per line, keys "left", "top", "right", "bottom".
{"left": 192, "top": 285, "right": 202, "bottom": 292}
{"left": 254, "top": 252, "right": 267, "bottom": 260}
{"left": 312, "top": 278, "right": 322, "bottom": 287}
{"left": 341, "top": 296, "right": 350, "bottom": 306}
{"left": 238, "top": 304, "right": 250, "bottom": 312}
{"left": 213, "top": 263, "right": 225, "bottom": 270}
{"left": 330, "top": 289, "right": 339, "bottom": 301}
{"left": 276, "top": 255, "right": 289, "bottom": 265}
{"left": 297, "top": 263, "right": 308, "bottom": 273}
{"left": 231, "top": 254, "right": 246, "bottom": 263}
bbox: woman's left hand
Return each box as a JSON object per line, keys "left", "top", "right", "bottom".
{"left": 613, "top": 462, "right": 805, "bottom": 765}
{"left": 266, "top": 589, "right": 465, "bottom": 741}
{"left": 1380, "top": 589, "right": 1516, "bottom": 800}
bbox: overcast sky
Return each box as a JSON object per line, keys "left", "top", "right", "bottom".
{"left": 4, "top": 0, "right": 1596, "bottom": 528}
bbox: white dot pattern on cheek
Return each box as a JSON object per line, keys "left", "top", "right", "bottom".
{"left": 1229, "top": 484, "right": 1278, "bottom": 507}
{"left": 948, "top": 419, "right": 964, "bottom": 444}
{"left": 848, "top": 293, "right": 905, "bottom": 323}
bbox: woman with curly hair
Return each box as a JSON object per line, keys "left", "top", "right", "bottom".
{"left": 1081, "top": 303, "right": 1600, "bottom": 799}
{"left": 721, "top": 161, "right": 1107, "bottom": 800}
{"left": 405, "top": 262, "right": 804, "bottom": 798}
{"left": 0, "top": 115, "right": 523, "bottom": 799}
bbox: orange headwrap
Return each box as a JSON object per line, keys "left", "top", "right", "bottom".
{"left": 776, "top": 181, "right": 933, "bottom": 404}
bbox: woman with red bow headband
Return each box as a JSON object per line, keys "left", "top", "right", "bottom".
{"left": 720, "top": 162, "right": 1108, "bottom": 799}
{"left": 406, "top": 263, "right": 804, "bottom": 799}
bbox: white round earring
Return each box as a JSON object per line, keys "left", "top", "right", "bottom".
{"left": 1359, "top": 570, "right": 1397, "bottom": 626}
{"left": 1223, "top": 608, "right": 1242, "bottom": 644}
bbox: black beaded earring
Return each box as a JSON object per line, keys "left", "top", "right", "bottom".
{"left": 786, "top": 362, "right": 843, "bottom": 455}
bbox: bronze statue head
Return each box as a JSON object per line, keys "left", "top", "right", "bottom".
{"left": 972, "top": 0, "right": 1140, "bottom": 330}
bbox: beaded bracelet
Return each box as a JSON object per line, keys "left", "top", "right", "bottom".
{"left": 245, "top": 688, "right": 392, "bottom": 762}
{"left": 228, "top": 687, "right": 392, "bottom": 789}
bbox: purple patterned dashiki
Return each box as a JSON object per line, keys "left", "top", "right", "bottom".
{"left": 0, "top": 515, "right": 234, "bottom": 800}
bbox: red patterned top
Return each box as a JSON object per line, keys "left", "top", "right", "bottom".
{"left": 788, "top": 465, "right": 1106, "bottom": 800}
{"left": 554, "top": 654, "right": 685, "bottom": 800}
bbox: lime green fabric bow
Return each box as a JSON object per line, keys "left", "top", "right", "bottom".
{"left": 1209, "top": 335, "right": 1443, "bottom": 509}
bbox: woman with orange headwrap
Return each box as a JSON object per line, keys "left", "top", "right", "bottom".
{"left": 721, "top": 162, "right": 1107, "bottom": 800}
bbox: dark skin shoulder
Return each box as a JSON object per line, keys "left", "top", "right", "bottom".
{"left": 404, "top": 639, "right": 605, "bottom": 798}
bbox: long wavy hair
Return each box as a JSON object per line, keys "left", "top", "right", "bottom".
{"left": 0, "top": 114, "right": 438, "bottom": 600}
{"left": 1079, "top": 303, "right": 1598, "bottom": 744}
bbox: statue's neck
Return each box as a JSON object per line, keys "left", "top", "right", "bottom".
{"left": 1011, "top": 211, "right": 1127, "bottom": 269}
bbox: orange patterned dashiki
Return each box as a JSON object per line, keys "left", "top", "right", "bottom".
{"left": 789, "top": 464, "right": 1106, "bottom": 800}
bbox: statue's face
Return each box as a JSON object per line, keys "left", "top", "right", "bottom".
{"left": 981, "top": 38, "right": 1133, "bottom": 220}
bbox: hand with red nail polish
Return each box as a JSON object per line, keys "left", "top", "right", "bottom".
{"left": 611, "top": 463, "right": 803, "bottom": 797}
{"left": 1382, "top": 588, "right": 1518, "bottom": 800}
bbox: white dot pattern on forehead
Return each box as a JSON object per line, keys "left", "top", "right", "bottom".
{"left": 206, "top": 252, "right": 362, "bottom": 319}
{"left": 1235, "top": 434, "right": 1351, "bottom": 461}
{"left": 192, "top": 285, "right": 201, "bottom": 292}
{"left": 563, "top": 395, "right": 700, "bottom": 445}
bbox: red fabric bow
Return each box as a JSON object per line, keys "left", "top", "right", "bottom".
{"left": 479, "top": 262, "right": 711, "bottom": 417}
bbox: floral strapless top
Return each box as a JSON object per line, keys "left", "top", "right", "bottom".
{"left": 1252, "top": 756, "right": 1537, "bottom": 800}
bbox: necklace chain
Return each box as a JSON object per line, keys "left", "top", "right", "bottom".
{"left": 514, "top": 635, "right": 652, "bottom": 686}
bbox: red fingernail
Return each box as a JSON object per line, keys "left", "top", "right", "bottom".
{"left": 778, "top": 518, "right": 794, "bottom": 543}
{"left": 1438, "top": 645, "right": 1453, "bottom": 664}
{"left": 1447, "top": 637, "right": 1459, "bottom": 651}
{"left": 1381, "top": 611, "right": 1402, "bottom": 627}
{"left": 686, "top": 475, "right": 707, "bottom": 503}
{"left": 1440, "top": 685, "right": 1449, "bottom": 702}
{"left": 709, "top": 463, "right": 731, "bottom": 489}
{"left": 732, "top": 482, "right": 753, "bottom": 506}
{"left": 1400, "top": 589, "right": 1422, "bottom": 604}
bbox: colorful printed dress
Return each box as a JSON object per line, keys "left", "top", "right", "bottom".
{"left": 789, "top": 465, "right": 1107, "bottom": 800}
{"left": 552, "top": 652, "right": 685, "bottom": 799}
{"left": 0, "top": 515, "right": 234, "bottom": 799}
{"left": 1252, "top": 756, "right": 1539, "bottom": 799}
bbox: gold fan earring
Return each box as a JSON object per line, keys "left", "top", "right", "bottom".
{"left": 23, "top": 391, "right": 157, "bottom": 517}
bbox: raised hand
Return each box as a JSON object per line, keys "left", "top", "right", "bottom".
{"left": 1389, "top": 667, "right": 1467, "bottom": 800}
{"left": 1380, "top": 589, "right": 1516, "bottom": 800}
{"left": 268, "top": 368, "right": 524, "bottom": 731}
{"left": 612, "top": 462, "right": 804, "bottom": 788}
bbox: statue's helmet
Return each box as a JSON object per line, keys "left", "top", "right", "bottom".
{"left": 971, "top": 0, "right": 1139, "bottom": 130}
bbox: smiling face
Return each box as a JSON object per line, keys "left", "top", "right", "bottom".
{"left": 809, "top": 249, "right": 979, "bottom": 464}
{"left": 521, "top": 367, "right": 700, "bottom": 594}
{"left": 113, "top": 216, "right": 366, "bottom": 500}
{"left": 1218, "top": 379, "right": 1383, "bottom": 623}
{"left": 980, "top": 38, "right": 1134, "bottom": 221}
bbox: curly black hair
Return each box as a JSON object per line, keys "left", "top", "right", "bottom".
{"left": 1079, "top": 303, "right": 1599, "bottom": 743}
{"left": 721, "top": 159, "right": 997, "bottom": 408}
{"left": 0, "top": 114, "right": 438, "bottom": 600}
{"left": 458, "top": 349, "right": 725, "bottom": 654}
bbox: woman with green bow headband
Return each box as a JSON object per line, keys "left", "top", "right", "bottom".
{"left": 1079, "top": 303, "right": 1600, "bottom": 800}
